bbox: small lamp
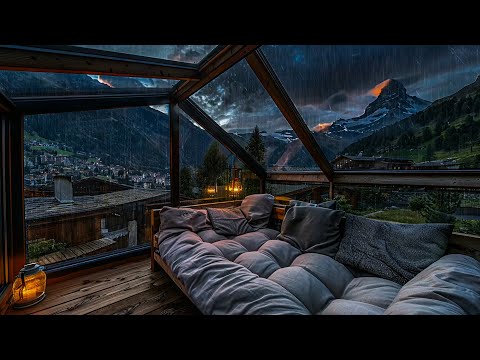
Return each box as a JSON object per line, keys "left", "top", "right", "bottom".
{"left": 12, "top": 263, "right": 47, "bottom": 309}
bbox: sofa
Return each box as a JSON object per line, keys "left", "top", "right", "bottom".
{"left": 154, "top": 194, "right": 480, "bottom": 315}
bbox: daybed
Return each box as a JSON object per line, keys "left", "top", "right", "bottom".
{"left": 152, "top": 194, "right": 480, "bottom": 315}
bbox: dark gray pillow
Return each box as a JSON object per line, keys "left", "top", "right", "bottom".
{"left": 277, "top": 206, "right": 345, "bottom": 257}
{"left": 207, "top": 207, "right": 254, "bottom": 236}
{"left": 160, "top": 206, "right": 212, "bottom": 232}
{"left": 239, "top": 194, "right": 275, "bottom": 229}
{"left": 285, "top": 199, "right": 337, "bottom": 214}
{"left": 335, "top": 214, "right": 453, "bottom": 285}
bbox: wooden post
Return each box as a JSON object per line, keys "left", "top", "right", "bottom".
{"left": 329, "top": 182, "right": 335, "bottom": 200}
{"left": 2, "top": 111, "right": 26, "bottom": 279}
{"left": 259, "top": 178, "right": 266, "bottom": 194}
{"left": 169, "top": 102, "right": 180, "bottom": 207}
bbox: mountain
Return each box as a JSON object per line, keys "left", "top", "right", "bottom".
{"left": 256, "top": 79, "right": 430, "bottom": 168}
{"left": 344, "top": 76, "right": 480, "bottom": 168}
{"left": 327, "top": 79, "right": 431, "bottom": 144}
{"left": 0, "top": 71, "right": 214, "bottom": 170}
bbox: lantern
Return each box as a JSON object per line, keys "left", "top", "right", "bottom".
{"left": 12, "top": 263, "right": 47, "bottom": 309}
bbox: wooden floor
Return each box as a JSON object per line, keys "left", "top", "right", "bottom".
{"left": 7, "top": 256, "right": 200, "bottom": 315}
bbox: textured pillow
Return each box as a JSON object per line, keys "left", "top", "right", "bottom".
{"left": 239, "top": 194, "right": 275, "bottom": 229}
{"left": 335, "top": 214, "right": 453, "bottom": 285}
{"left": 160, "top": 206, "right": 212, "bottom": 232}
{"left": 207, "top": 207, "right": 254, "bottom": 236}
{"left": 277, "top": 206, "right": 345, "bottom": 257}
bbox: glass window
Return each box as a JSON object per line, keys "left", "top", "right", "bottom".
{"left": 179, "top": 109, "right": 260, "bottom": 203}
{"left": 263, "top": 45, "right": 480, "bottom": 170}
{"left": 192, "top": 59, "right": 319, "bottom": 171}
{"left": 0, "top": 119, "right": 5, "bottom": 287}
{"left": 24, "top": 106, "right": 170, "bottom": 267}
{"left": 0, "top": 70, "right": 176, "bottom": 97}
{"left": 74, "top": 45, "right": 217, "bottom": 64}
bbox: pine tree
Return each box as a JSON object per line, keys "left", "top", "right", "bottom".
{"left": 425, "top": 143, "right": 434, "bottom": 161}
{"left": 244, "top": 126, "right": 265, "bottom": 195}
{"left": 245, "top": 125, "right": 265, "bottom": 164}
{"left": 180, "top": 167, "right": 195, "bottom": 198}
{"left": 196, "top": 142, "right": 228, "bottom": 191}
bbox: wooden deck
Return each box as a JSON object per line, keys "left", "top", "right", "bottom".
{"left": 30, "top": 238, "right": 117, "bottom": 266}
{"left": 7, "top": 256, "right": 200, "bottom": 315}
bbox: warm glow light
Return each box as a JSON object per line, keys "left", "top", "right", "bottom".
{"left": 207, "top": 186, "right": 216, "bottom": 194}
{"left": 12, "top": 263, "right": 47, "bottom": 309}
{"left": 97, "top": 76, "right": 114, "bottom": 88}
{"left": 369, "top": 79, "right": 391, "bottom": 97}
{"left": 312, "top": 123, "right": 332, "bottom": 133}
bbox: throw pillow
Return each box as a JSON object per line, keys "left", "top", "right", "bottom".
{"left": 160, "top": 206, "right": 212, "bottom": 233}
{"left": 239, "top": 194, "right": 275, "bottom": 229}
{"left": 277, "top": 206, "right": 345, "bottom": 257}
{"left": 335, "top": 214, "right": 453, "bottom": 285}
{"left": 207, "top": 207, "right": 254, "bottom": 236}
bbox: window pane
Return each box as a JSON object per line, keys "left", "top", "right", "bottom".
{"left": 179, "top": 109, "right": 260, "bottom": 203}
{"left": 24, "top": 106, "right": 170, "bottom": 267}
{"left": 75, "top": 45, "right": 217, "bottom": 64}
{"left": 263, "top": 45, "right": 480, "bottom": 170}
{"left": 192, "top": 59, "right": 319, "bottom": 171}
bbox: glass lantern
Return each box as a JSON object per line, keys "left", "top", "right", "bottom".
{"left": 12, "top": 263, "right": 47, "bottom": 309}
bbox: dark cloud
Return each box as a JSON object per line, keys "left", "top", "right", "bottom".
{"left": 193, "top": 45, "right": 480, "bottom": 132}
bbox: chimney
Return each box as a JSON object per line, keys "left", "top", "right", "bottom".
{"left": 54, "top": 175, "right": 74, "bottom": 203}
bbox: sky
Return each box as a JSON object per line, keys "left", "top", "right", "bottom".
{"left": 84, "top": 45, "right": 480, "bottom": 133}
{"left": 191, "top": 45, "right": 480, "bottom": 132}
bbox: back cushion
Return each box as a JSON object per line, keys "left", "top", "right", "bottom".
{"left": 335, "top": 214, "right": 453, "bottom": 285}
{"left": 239, "top": 194, "right": 275, "bottom": 229}
{"left": 160, "top": 206, "right": 212, "bottom": 232}
{"left": 277, "top": 206, "right": 345, "bottom": 258}
{"left": 207, "top": 207, "right": 254, "bottom": 236}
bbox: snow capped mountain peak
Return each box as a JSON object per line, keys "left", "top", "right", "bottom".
{"left": 328, "top": 79, "right": 431, "bottom": 140}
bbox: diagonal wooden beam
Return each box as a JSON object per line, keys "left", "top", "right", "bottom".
{"left": 0, "top": 45, "right": 200, "bottom": 81}
{"left": 246, "top": 49, "right": 334, "bottom": 181}
{"left": 172, "top": 45, "right": 260, "bottom": 102}
{"left": 11, "top": 92, "right": 170, "bottom": 115}
{"left": 0, "top": 90, "right": 15, "bottom": 112}
{"left": 179, "top": 99, "right": 266, "bottom": 180}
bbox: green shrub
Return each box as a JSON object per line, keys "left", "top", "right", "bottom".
{"left": 28, "top": 238, "right": 66, "bottom": 260}
{"left": 454, "top": 220, "right": 480, "bottom": 236}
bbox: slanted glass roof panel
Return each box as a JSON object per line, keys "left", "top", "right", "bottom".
{"left": 0, "top": 70, "right": 176, "bottom": 97}
{"left": 75, "top": 45, "right": 217, "bottom": 64}
{"left": 263, "top": 45, "right": 480, "bottom": 170}
{"left": 192, "top": 59, "right": 319, "bottom": 171}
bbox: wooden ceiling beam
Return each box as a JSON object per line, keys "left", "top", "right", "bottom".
{"left": 246, "top": 49, "right": 334, "bottom": 182}
{"left": 0, "top": 45, "right": 200, "bottom": 81}
{"left": 179, "top": 98, "right": 266, "bottom": 179}
{"left": 12, "top": 92, "right": 170, "bottom": 114}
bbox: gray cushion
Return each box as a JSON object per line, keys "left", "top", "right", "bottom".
{"left": 239, "top": 194, "right": 275, "bottom": 229}
{"left": 321, "top": 299, "right": 385, "bottom": 315}
{"left": 278, "top": 206, "right": 345, "bottom": 257}
{"left": 160, "top": 206, "right": 211, "bottom": 232}
{"left": 207, "top": 207, "right": 254, "bottom": 236}
{"left": 335, "top": 214, "right": 453, "bottom": 285}
{"left": 385, "top": 254, "right": 480, "bottom": 315}
{"left": 285, "top": 199, "right": 337, "bottom": 214}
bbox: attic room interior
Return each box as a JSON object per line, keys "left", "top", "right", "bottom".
{"left": 0, "top": 44, "right": 479, "bottom": 316}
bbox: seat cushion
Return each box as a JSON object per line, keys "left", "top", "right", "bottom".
{"left": 385, "top": 254, "right": 480, "bottom": 315}
{"left": 335, "top": 214, "right": 453, "bottom": 284}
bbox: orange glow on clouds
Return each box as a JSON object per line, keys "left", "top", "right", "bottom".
{"left": 369, "top": 79, "right": 391, "bottom": 97}
{"left": 312, "top": 123, "right": 332, "bottom": 133}
{"left": 97, "top": 76, "right": 114, "bottom": 88}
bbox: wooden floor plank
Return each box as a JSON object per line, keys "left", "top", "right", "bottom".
{"left": 6, "top": 257, "right": 199, "bottom": 316}
{"left": 35, "top": 274, "right": 170, "bottom": 315}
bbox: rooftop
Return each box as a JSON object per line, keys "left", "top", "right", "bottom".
{"left": 25, "top": 188, "right": 169, "bottom": 221}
